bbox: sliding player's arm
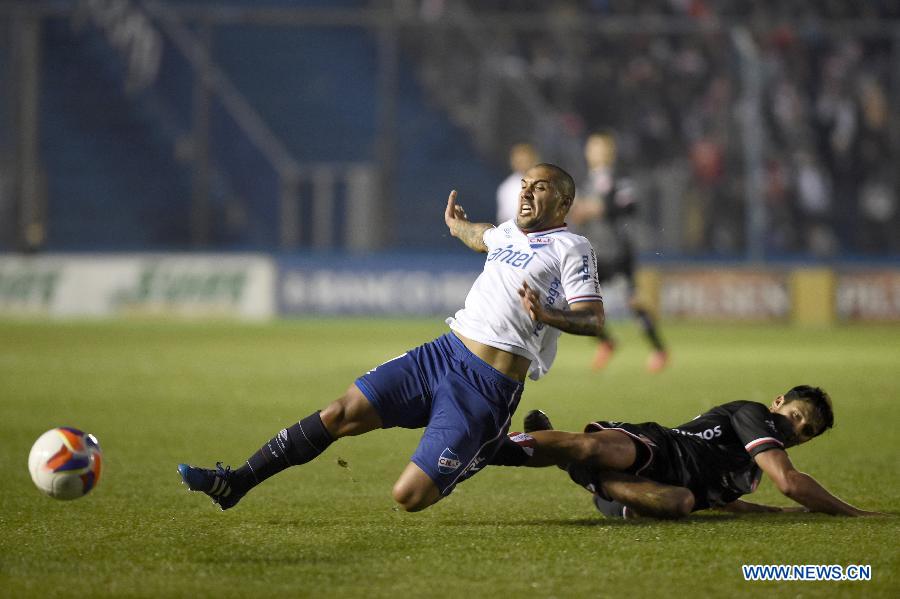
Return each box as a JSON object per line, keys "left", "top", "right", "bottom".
{"left": 519, "top": 282, "right": 605, "bottom": 336}
{"left": 754, "top": 449, "right": 884, "bottom": 517}
{"left": 444, "top": 190, "right": 492, "bottom": 253}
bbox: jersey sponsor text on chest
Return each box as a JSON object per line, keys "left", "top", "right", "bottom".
{"left": 486, "top": 245, "right": 538, "bottom": 269}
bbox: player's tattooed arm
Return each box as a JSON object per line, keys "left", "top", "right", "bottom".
{"left": 445, "top": 190, "right": 492, "bottom": 253}
{"left": 519, "top": 281, "right": 605, "bottom": 336}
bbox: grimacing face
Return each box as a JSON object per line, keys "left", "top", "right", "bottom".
{"left": 769, "top": 395, "right": 819, "bottom": 447}
{"left": 516, "top": 166, "right": 572, "bottom": 232}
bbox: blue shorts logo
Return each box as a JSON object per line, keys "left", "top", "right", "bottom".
{"left": 438, "top": 448, "right": 461, "bottom": 474}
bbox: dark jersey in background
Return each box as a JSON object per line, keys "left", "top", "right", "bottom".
{"left": 576, "top": 170, "right": 639, "bottom": 285}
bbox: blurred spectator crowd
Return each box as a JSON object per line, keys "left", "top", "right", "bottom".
{"left": 420, "top": 0, "right": 900, "bottom": 257}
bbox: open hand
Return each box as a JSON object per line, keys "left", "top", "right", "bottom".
{"left": 518, "top": 281, "right": 543, "bottom": 322}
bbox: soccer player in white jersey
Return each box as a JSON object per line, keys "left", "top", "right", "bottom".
{"left": 178, "top": 163, "right": 605, "bottom": 512}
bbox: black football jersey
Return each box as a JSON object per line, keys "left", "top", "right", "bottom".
{"left": 587, "top": 401, "right": 792, "bottom": 510}
{"left": 668, "top": 400, "right": 790, "bottom": 507}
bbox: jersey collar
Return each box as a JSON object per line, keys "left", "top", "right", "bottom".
{"left": 520, "top": 223, "right": 569, "bottom": 236}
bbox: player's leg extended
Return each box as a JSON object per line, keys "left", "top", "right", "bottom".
{"left": 528, "top": 429, "right": 638, "bottom": 470}
{"left": 596, "top": 471, "right": 694, "bottom": 519}
{"left": 178, "top": 385, "right": 381, "bottom": 510}
{"left": 491, "top": 428, "right": 638, "bottom": 469}
{"left": 393, "top": 347, "right": 524, "bottom": 512}
{"left": 240, "top": 386, "right": 381, "bottom": 484}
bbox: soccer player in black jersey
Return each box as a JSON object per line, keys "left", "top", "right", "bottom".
{"left": 491, "top": 385, "right": 883, "bottom": 518}
{"left": 569, "top": 133, "right": 667, "bottom": 372}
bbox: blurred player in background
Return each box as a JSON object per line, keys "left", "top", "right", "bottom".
{"left": 497, "top": 143, "right": 540, "bottom": 224}
{"left": 179, "top": 163, "right": 605, "bottom": 513}
{"left": 492, "top": 385, "right": 883, "bottom": 518}
{"left": 570, "top": 132, "right": 668, "bottom": 372}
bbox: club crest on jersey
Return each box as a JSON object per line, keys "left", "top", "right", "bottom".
{"left": 529, "top": 237, "right": 553, "bottom": 249}
{"left": 438, "top": 448, "right": 461, "bottom": 474}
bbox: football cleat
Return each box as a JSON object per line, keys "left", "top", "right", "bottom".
{"left": 646, "top": 350, "right": 669, "bottom": 373}
{"left": 178, "top": 462, "right": 244, "bottom": 511}
{"left": 523, "top": 409, "right": 553, "bottom": 433}
{"left": 593, "top": 493, "right": 629, "bottom": 519}
{"left": 591, "top": 340, "right": 616, "bottom": 371}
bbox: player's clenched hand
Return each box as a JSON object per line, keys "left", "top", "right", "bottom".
{"left": 444, "top": 190, "right": 468, "bottom": 237}
{"left": 519, "top": 281, "right": 543, "bottom": 322}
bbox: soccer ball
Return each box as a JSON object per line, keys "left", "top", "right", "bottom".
{"left": 28, "top": 427, "right": 103, "bottom": 500}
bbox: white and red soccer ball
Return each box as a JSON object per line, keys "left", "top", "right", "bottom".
{"left": 28, "top": 427, "right": 103, "bottom": 500}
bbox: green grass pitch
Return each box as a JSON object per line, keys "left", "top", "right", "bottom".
{"left": 1, "top": 319, "right": 898, "bottom": 597}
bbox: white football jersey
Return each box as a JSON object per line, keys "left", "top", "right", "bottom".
{"left": 447, "top": 220, "right": 603, "bottom": 380}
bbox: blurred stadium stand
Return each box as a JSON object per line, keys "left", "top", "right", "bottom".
{"left": 41, "top": 17, "right": 192, "bottom": 249}
{"left": 0, "top": 0, "right": 898, "bottom": 260}
{"left": 0, "top": 0, "right": 502, "bottom": 253}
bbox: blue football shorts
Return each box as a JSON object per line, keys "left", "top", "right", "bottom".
{"left": 354, "top": 332, "right": 524, "bottom": 495}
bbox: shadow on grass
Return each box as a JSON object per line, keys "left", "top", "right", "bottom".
{"left": 437, "top": 510, "right": 891, "bottom": 528}
{"left": 545, "top": 513, "right": 740, "bottom": 527}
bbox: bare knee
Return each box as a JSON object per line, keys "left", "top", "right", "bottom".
{"left": 392, "top": 464, "right": 442, "bottom": 512}
{"left": 391, "top": 479, "right": 438, "bottom": 512}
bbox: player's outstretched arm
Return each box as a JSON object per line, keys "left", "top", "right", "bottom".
{"left": 754, "top": 449, "right": 884, "bottom": 517}
{"left": 519, "top": 281, "right": 605, "bottom": 336}
{"left": 444, "top": 190, "right": 492, "bottom": 253}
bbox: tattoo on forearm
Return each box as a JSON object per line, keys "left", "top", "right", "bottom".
{"left": 453, "top": 223, "right": 491, "bottom": 252}
{"left": 552, "top": 309, "right": 601, "bottom": 336}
